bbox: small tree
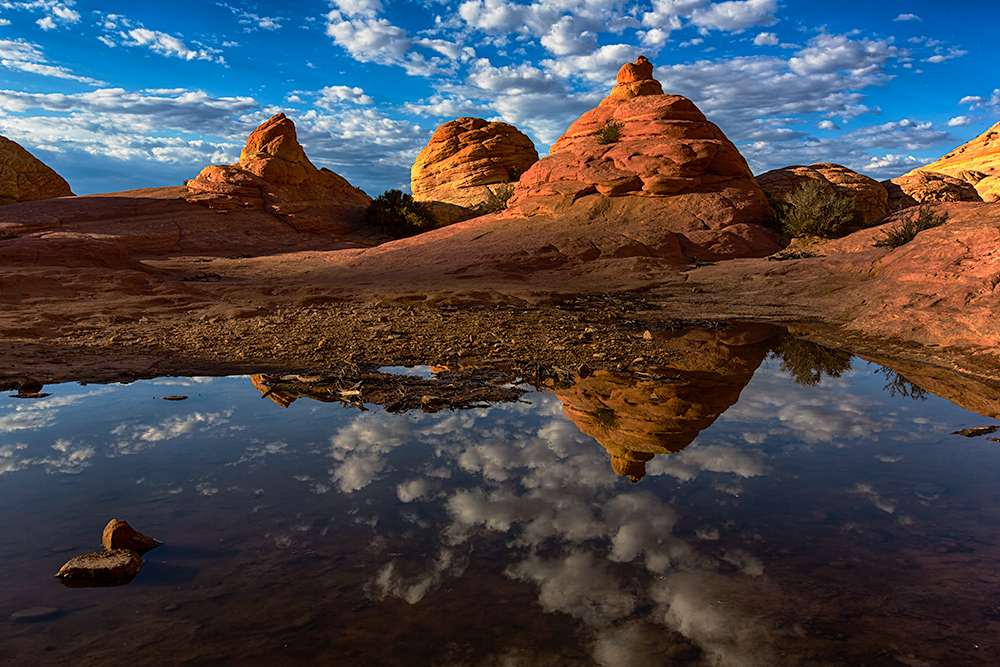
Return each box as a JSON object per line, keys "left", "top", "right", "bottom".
{"left": 479, "top": 182, "right": 516, "bottom": 214}
{"left": 779, "top": 180, "right": 861, "bottom": 239}
{"left": 364, "top": 189, "right": 435, "bottom": 240}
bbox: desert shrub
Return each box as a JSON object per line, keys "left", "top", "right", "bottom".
{"left": 873, "top": 205, "right": 948, "bottom": 249}
{"left": 1, "top": 230, "right": 18, "bottom": 240}
{"left": 768, "top": 336, "right": 853, "bottom": 386}
{"left": 363, "top": 189, "right": 435, "bottom": 240}
{"left": 479, "top": 182, "right": 516, "bottom": 214}
{"left": 778, "top": 180, "right": 861, "bottom": 239}
{"left": 596, "top": 119, "right": 624, "bottom": 145}
{"left": 593, "top": 406, "right": 620, "bottom": 431}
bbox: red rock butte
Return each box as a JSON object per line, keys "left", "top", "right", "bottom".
{"left": 0, "top": 135, "right": 74, "bottom": 205}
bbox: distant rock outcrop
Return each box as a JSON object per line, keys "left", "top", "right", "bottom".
{"left": 185, "top": 113, "right": 371, "bottom": 234}
{"left": 411, "top": 117, "right": 538, "bottom": 216}
{"left": 756, "top": 163, "right": 888, "bottom": 224}
{"left": 882, "top": 171, "right": 983, "bottom": 212}
{"left": 505, "top": 56, "right": 779, "bottom": 261}
{"left": 0, "top": 136, "right": 73, "bottom": 205}
{"left": 907, "top": 120, "right": 1000, "bottom": 201}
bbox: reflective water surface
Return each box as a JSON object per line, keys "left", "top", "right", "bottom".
{"left": 2, "top": 330, "right": 1000, "bottom": 666}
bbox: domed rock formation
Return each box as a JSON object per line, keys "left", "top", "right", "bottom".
{"left": 0, "top": 135, "right": 73, "bottom": 205}
{"left": 756, "top": 163, "right": 888, "bottom": 224}
{"left": 185, "top": 113, "right": 371, "bottom": 234}
{"left": 411, "top": 117, "right": 538, "bottom": 217}
{"left": 906, "top": 120, "right": 1000, "bottom": 201}
{"left": 505, "top": 58, "right": 779, "bottom": 261}
{"left": 881, "top": 171, "right": 983, "bottom": 212}
{"left": 553, "top": 324, "right": 777, "bottom": 482}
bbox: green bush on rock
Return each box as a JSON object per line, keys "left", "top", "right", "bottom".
{"left": 873, "top": 205, "right": 949, "bottom": 249}
{"left": 775, "top": 180, "right": 861, "bottom": 239}
{"left": 596, "top": 120, "right": 624, "bottom": 145}
{"left": 363, "top": 189, "right": 436, "bottom": 240}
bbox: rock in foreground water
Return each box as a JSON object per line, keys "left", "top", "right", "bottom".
{"left": 102, "top": 519, "right": 162, "bottom": 554}
{"left": 57, "top": 549, "right": 143, "bottom": 587}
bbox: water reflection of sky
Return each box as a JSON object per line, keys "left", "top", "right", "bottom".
{"left": 2, "top": 359, "right": 999, "bottom": 666}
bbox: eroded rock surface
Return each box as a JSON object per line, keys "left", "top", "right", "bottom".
{"left": 411, "top": 117, "right": 538, "bottom": 211}
{"left": 908, "top": 120, "right": 1000, "bottom": 201}
{"left": 882, "top": 171, "right": 983, "bottom": 212}
{"left": 0, "top": 135, "right": 73, "bottom": 206}
{"left": 185, "top": 113, "right": 371, "bottom": 234}
{"left": 756, "top": 163, "right": 888, "bottom": 224}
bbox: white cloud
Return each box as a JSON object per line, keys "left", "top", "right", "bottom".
{"left": 753, "top": 32, "right": 779, "bottom": 46}
{"left": 947, "top": 115, "right": 974, "bottom": 127}
{"left": 125, "top": 28, "right": 224, "bottom": 63}
{"left": 925, "top": 47, "right": 967, "bottom": 64}
{"left": 0, "top": 38, "right": 101, "bottom": 84}
{"left": 894, "top": 13, "right": 922, "bottom": 21}
{"left": 319, "top": 85, "right": 374, "bottom": 106}
{"left": 817, "top": 119, "right": 840, "bottom": 130}
{"left": 689, "top": 0, "right": 778, "bottom": 32}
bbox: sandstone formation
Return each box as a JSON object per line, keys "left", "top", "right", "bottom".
{"left": 185, "top": 113, "right": 371, "bottom": 234}
{"left": 756, "top": 163, "right": 888, "bottom": 224}
{"left": 907, "top": 120, "right": 1000, "bottom": 201}
{"left": 882, "top": 171, "right": 983, "bottom": 212}
{"left": 500, "top": 57, "right": 779, "bottom": 261}
{"left": 56, "top": 549, "right": 143, "bottom": 587}
{"left": 411, "top": 117, "right": 538, "bottom": 213}
{"left": 0, "top": 135, "right": 73, "bottom": 205}
{"left": 102, "top": 519, "right": 161, "bottom": 554}
{"left": 554, "top": 324, "right": 777, "bottom": 482}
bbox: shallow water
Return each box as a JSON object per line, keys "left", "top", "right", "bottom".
{"left": 2, "top": 339, "right": 1000, "bottom": 666}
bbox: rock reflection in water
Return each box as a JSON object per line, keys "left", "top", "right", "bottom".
{"left": 553, "top": 324, "right": 777, "bottom": 482}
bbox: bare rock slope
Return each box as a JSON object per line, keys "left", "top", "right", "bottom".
{"left": 906, "top": 119, "right": 1000, "bottom": 201}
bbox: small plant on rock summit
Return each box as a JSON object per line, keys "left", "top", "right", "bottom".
{"left": 777, "top": 180, "right": 861, "bottom": 239}
{"left": 873, "top": 205, "right": 949, "bottom": 249}
{"left": 596, "top": 119, "right": 624, "bottom": 145}
{"left": 363, "top": 189, "right": 436, "bottom": 240}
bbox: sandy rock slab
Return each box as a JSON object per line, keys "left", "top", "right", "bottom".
{"left": 57, "top": 549, "right": 144, "bottom": 588}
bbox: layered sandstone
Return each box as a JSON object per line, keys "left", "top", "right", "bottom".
{"left": 907, "top": 120, "right": 1000, "bottom": 201}
{"left": 756, "top": 163, "right": 888, "bottom": 224}
{"left": 503, "top": 57, "right": 779, "bottom": 261}
{"left": 882, "top": 171, "right": 983, "bottom": 212}
{"left": 411, "top": 117, "right": 538, "bottom": 211}
{"left": 186, "top": 113, "right": 371, "bottom": 234}
{"left": 0, "top": 135, "right": 73, "bottom": 205}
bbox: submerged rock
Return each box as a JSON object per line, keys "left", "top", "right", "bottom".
{"left": 102, "top": 518, "right": 162, "bottom": 554}
{"left": 56, "top": 549, "right": 143, "bottom": 587}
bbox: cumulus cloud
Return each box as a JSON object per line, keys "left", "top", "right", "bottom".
{"left": 753, "top": 32, "right": 779, "bottom": 46}
{"left": 894, "top": 13, "right": 922, "bottom": 21}
{"left": 318, "top": 85, "right": 374, "bottom": 106}
{"left": 817, "top": 119, "right": 840, "bottom": 130}
{"left": 960, "top": 88, "right": 1000, "bottom": 112}
{"left": 947, "top": 115, "right": 974, "bottom": 127}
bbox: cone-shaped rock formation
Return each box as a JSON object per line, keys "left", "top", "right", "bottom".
{"left": 0, "top": 135, "right": 73, "bottom": 205}
{"left": 186, "top": 113, "right": 371, "bottom": 234}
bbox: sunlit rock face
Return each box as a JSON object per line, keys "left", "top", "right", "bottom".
{"left": 505, "top": 56, "right": 780, "bottom": 262}
{"left": 553, "top": 324, "right": 779, "bottom": 482}
{"left": 185, "top": 113, "right": 371, "bottom": 234}
{"left": 411, "top": 117, "right": 539, "bottom": 211}
{"left": 907, "top": 120, "right": 1000, "bottom": 202}
{"left": 756, "top": 162, "right": 888, "bottom": 224}
{"left": 882, "top": 171, "right": 983, "bottom": 212}
{"left": 0, "top": 135, "right": 73, "bottom": 206}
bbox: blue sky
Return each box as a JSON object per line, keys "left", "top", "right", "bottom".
{"left": 0, "top": 0, "right": 995, "bottom": 196}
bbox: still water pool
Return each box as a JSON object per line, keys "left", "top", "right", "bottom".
{"left": 2, "top": 333, "right": 1000, "bottom": 666}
